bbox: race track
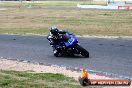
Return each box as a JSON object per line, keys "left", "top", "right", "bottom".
{"left": 0, "top": 34, "right": 132, "bottom": 79}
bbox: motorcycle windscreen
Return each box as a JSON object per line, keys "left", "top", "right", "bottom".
{"left": 64, "top": 37, "right": 77, "bottom": 47}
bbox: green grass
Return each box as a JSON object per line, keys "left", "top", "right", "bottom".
{"left": 0, "top": 7, "right": 132, "bottom": 36}
{"left": 0, "top": 1, "right": 106, "bottom": 6}
{"left": 0, "top": 28, "right": 49, "bottom": 35}
{"left": 0, "top": 70, "right": 85, "bottom": 88}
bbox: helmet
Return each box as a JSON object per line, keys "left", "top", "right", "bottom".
{"left": 50, "top": 26, "right": 59, "bottom": 35}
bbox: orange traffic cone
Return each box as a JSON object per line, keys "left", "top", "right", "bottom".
{"left": 79, "top": 68, "right": 90, "bottom": 86}
{"left": 85, "top": 71, "right": 89, "bottom": 78}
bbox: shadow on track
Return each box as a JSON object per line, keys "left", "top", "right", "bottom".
{"left": 51, "top": 54, "right": 90, "bottom": 59}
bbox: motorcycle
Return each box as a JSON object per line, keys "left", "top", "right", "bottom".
{"left": 48, "top": 32, "right": 89, "bottom": 58}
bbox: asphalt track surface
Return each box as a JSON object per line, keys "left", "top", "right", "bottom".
{"left": 0, "top": 34, "right": 132, "bottom": 79}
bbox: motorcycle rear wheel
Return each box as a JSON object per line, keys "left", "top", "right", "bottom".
{"left": 53, "top": 50, "right": 59, "bottom": 57}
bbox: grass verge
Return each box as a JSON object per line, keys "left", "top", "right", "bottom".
{"left": 0, "top": 7, "right": 132, "bottom": 36}
{"left": 0, "top": 1, "right": 106, "bottom": 6}
{"left": 0, "top": 70, "right": 85, "bottom": 88}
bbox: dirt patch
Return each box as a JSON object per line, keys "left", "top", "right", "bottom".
{"left": 0, "top": 58, "right": 111, "bottom": 80}
{"left": 0, "top": 8, "right": 7, "bottom": 10}
{"left": 0, "top": 59, "right": 131, "bottom": 88}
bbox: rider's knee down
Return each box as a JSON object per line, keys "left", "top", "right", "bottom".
{"left": 53, "top": 50, "right": 59, "bottom": 57}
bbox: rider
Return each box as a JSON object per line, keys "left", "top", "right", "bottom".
{"left": 47, "top": 26, "right": 71, "bottom": 56}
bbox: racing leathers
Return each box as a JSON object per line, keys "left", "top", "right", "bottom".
{"left": 47, "top": 30, "right": 70, "bottom": 56}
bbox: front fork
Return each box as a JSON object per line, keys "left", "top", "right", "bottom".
{"left": 72, "top": 43, "right": 81, "bottom": 54}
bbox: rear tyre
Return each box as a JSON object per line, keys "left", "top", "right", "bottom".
{"left": 76, "top": 45, "right": 89, "bottom": 58}
{"left": 53, "top": 50, "right": 59, "bottom": 57}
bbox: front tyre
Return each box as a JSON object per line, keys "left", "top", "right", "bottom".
{"left": 76, "top": 45, "right": 89, "bottom": 58}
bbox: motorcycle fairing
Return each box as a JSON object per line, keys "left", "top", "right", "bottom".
{"left": 64, "top": 35, "right": 77, "bottom": 47}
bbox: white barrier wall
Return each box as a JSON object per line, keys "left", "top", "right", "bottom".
{"left": 77, "top": 0, "right": 132, "bottom": 10}
{"left": 93, "top": 0, "right": 132, "bottom": 5}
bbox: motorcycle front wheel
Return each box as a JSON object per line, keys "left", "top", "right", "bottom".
{"left": 76, "top": 45, "right": 89, "bottom": 58}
